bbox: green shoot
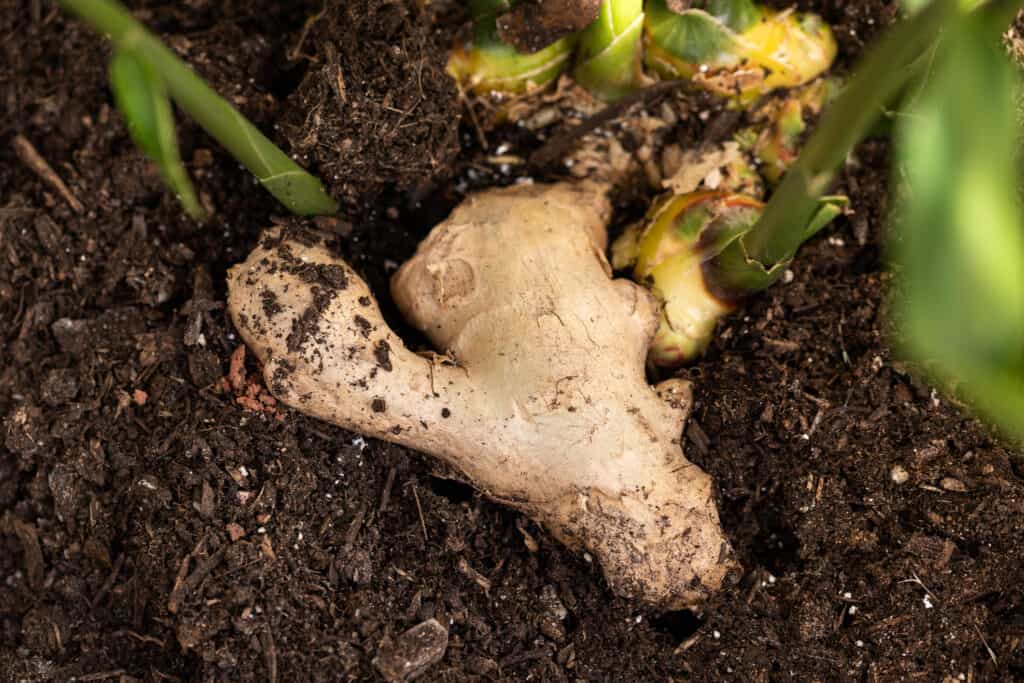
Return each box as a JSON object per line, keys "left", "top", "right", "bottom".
{"left": 109, "top": 49, "right": 202, "bottom": 219}
{"left": 58, "top": 0, "right": 338, "bottom": 217}
{"left": 708, "top": 0, "right": 1024, "bottom": 437}
{"left": 735, "top": 78, "right": 844, "bottom": 185}
{"left": 731, "top": 0, "right": 964, "bottom": 272}
{"left": 448, "top": 0, "right": 576, "bottom": 95}
{"left": 644, "top": 0, "right": 836, "bottom": 103}
{"left": 574, "top": 0, "right": 646, "bottom": 101}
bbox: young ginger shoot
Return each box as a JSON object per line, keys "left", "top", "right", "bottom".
{"left": 644, "top": 0, "right": 837, "bottom": 103}
{"left": 574, "top": 0, "right": 648, "bottom": 101}
{"left": 448, "top": 0, "right": 579, "bottom": 95}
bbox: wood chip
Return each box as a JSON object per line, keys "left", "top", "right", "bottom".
{"left": 12, "top": 518, "right": 45, "bottom": 590}
{"left": 457, "top": 557, "right": 492, "bottom": 594}
{"left": 12, "top": 134, "right": 84, "bottom": 213}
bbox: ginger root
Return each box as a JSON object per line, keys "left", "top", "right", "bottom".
{"left": 227, "top": 182, "right": 734, "bottom": 608}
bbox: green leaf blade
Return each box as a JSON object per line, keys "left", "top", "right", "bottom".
{"left": 109, "top": 49, "right": 203, "bottom": 219}
{"left": 260, "top": 170, "right": 344, "bottom": 218}
{"left": 893, "top": 10, "right": 1024, "bottom": 438}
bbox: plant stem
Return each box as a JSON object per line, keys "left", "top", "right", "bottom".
{"left": 574, "top": 0, "right": 645, "bottom": 101}
{"left": 740, "top": 0, "right": 961, "bottom": 267}
{"left": 58, "top": 0, "right": 338, "bottom": 216}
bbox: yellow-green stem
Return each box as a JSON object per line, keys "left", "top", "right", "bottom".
{"left": 740, "top": 0, "right": 973, "bottom": 267}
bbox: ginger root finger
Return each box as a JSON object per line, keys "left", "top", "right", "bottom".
{"left": 228, "top": 183, "right": 735, "bottom": 608}
{"left": 226, "top": 230, "right": 484, "bottom": 456}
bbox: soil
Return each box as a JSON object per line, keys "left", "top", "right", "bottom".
{"left": 280, "top": 0, "right": 462, "bottom": 217}
{"left": 2, "top": 1, "right": 1023, "bottom": 682}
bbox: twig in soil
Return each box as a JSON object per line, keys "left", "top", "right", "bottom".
{"left": 112, "top": 629, "right": 165, "bottom": 648}
{"left": 972, "top": 623, "right": 998, "bottom": 666}
{"left": 673, "top": 632, "right": 702, "bottom": 655}
{"left": 12, "top": 518, "right": 45, "bottom": 590}
{"left": 260, "top": 625, "right": 278, "bottom": 683}
{"left": 411, "top": 483, "right": 428, "bottom": 543}
{"left": 457, "top": 83, "right": 489, "bottom": 151}
{"left": 90, "top": 552, "right": 126, "bottom": 608}
{"left": 898, "top": 571, "right": 939, "bottom": 608}
{"left": 457, "top": 557, "right": 492, "bottom": 595}
{"left": 0, "top": 207, "right": 38, "bottom": 219}
{"left": 76, "top": 671, "right": 127, "bottom": 682}
{"left": 167, "top": 538, "right": 225, "bottom": 614}
{"left": 529, "top": 79, "right": 686, "bottom": 168}
{"left": 286, "top": 6, "right": 326, "bottom": 62}
{"left": 379, "top": 466, "right": 397, "bottom": 514}
{"left": 12, "top": 134, "right": 84, "bottom": 213}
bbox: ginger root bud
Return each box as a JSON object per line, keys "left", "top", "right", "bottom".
{"left": 612, "top": 190, "right": 763, "bottom": 366}
{"left": 645, "top": 0, "right": 837, "bottom": 103}
{"left": 228, "top": 182, "right": 735, "bottom": 608}
{"left": 448, "top": 0, "right": 576, "bottom": 95}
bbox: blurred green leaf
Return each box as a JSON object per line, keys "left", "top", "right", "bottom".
{"left": 109, "top": 48, "right": 203, "bottom": 219}
{"left": 892, "top": 10, "right": 1024, "bottom": 438}
{"left": 703, "top": 0, "right": 762, "bottom": 31}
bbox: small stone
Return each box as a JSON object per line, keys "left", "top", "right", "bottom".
{"left": 373, "top": 619, "right": 449, "bottom": 682}
{"left": 129, "top": 474, "right": 172, "bottom": 507}
{"left": 538, "top": 584, "right": 569, "bottom": 642}
{"left": 49, "top": 463, "right": 82, "bottom": 523}
{"left": 890, "top": 465, "right": 910, "bottom": 485}
{"left": 940, "top": 477, "right": 968, "bottom": 493}
{"left": 466, "top": 655, "right": 498, "bottom": 675}
{"left": 51, "top": 317, "right": 90, "bottom": 355}
{"left": 539, "top": 616, "right": 567, "bottom": 642}
{"left": 540, "top": 585, "right": 568, "bottom": 621}
{"left": 40, "top": 369, "right": 79, "bottom": 406}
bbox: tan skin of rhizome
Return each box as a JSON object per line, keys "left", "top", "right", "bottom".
{"left": 227, "top": 181, "right": 734, "bottom": 608}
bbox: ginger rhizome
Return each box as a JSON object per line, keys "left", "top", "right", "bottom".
{"left": 228, "top": 182, "right": 734, "bottom": 607}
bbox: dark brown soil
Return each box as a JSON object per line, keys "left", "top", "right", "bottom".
{"left": 280, "top": 0, "right": 462, "bottom": 216}
{"left": 3, "top": 1, "right": 1024, "bottom": 681}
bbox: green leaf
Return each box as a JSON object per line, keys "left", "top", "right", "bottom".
{"left": 705, "top": 196, "right": 845, "bottom": 296}
{"left": 892, "top": 10, "right": 1024, "bottom": 438}
{"left": 704, "top": 0, "right": 762, "bottom": 31}
{"left": 450, "top": 0, "right": 574, "bottom": 94}
{"left": 574, "top": 0, "right": 645, "bottom": 100}
{"left": 109, "top": 48, "right": 203, "bottom": 219}
{"left": 645, "top": 0, "right": 739, "bottom": 64}
{"left": 260, "top": 170, "right": 342, "bottom": 217}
